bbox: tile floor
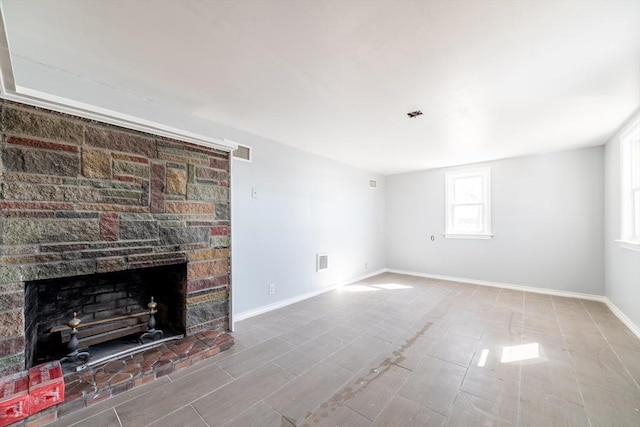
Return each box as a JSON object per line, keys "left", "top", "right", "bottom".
{"left": 48, "top": 273, "right": 640, "bottom": 426}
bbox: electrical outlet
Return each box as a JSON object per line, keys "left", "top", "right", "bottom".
{"left": 365, "top": 262, "right": 369, "bottom": 270}
{"left": 269, "top": 284, "right": 275, "bottom": 295}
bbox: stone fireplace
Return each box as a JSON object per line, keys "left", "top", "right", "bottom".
{"left": 0, "top": 99, "right": 233, "bottom": 377}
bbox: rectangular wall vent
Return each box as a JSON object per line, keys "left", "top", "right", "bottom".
{"left": 369, "top": 179, "right": 377, "bottom": 189}
{"left": 232, "top": 144, "right": 252, "bottom": 162}
{"left": 316, "top": 253, "right": 329, "bottom": 272}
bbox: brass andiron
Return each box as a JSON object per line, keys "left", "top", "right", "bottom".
{"left": 139, "top": 296, "right": 163, "bottom": 343}
{"left": 60, "top": 312, "right": 90, "bottom": 365}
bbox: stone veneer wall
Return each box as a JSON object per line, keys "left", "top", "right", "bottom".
{"left": 0, "top": 99, "right": 232, "bottom": 376}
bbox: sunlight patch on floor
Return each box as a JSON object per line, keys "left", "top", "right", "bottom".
{"left": 341, "top": 283, "right": 413, "bottom": 292}
{"left": 372, "top": 283, "right": 413, "bottom": 290}
{"left": 501, "top": 342, "right": 540, "bottom": 363}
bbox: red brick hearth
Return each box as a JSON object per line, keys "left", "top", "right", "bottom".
{"left": 8, "top": 329, "right": 233, "bottom": 426}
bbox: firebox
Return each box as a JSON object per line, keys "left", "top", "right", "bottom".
{"left": 24, "top": 264, "right": 187, "bottom": 368}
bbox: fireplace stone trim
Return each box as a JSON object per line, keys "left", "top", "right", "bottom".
{"left": 0, "top": 99, "right": 232, "bottom": 376}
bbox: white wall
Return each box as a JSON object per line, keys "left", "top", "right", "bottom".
{"left": 604, "top": 113, "right": 640, "bottom": 331}
{"left": 232, "top": 136, "right": 386, "bottom": 317}
{"left": 386, "top": 146, "right": 605, "bottom": 295}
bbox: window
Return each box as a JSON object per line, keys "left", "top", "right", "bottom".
{"left": 619, "top": 116, "right": 640, "bottom": 251}
{"left": 445, "top": 167, "right": 492, "bottom": 239}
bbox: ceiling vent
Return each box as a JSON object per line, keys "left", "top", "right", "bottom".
{"left": 232, "top": 144, "right": 252, "bottom": 162}
{"left": 316, "top": 253, "right": 329, "bottom": 272}
{"left": 369, "top": 179, "right": 377, "bottom": 189}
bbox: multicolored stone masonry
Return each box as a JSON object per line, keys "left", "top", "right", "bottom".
{"left": 0, "top": 100, "right": 232, "bottom": 376}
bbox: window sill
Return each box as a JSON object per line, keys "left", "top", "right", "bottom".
{"left": 615, "top": 240, "right": 640, "bottom": 252}
{"left": 443, "top": 233, "right": 494, "bottom": 240}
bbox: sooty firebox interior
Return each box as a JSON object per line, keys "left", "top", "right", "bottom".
{"left": 24, "top": 264, "right": 187, "bottom": 368}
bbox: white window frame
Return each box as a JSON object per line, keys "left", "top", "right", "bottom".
{"left": 617, "top": 116, "right": 640, "bottom": 252}
{"left": 444, "top": 167, "right": 493, "bottom": 239}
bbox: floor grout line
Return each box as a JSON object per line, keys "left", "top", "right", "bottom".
{"left": 191, "top": 404, "right": 210, "bottom": 427}
{"left": 113, "top": 407, "right": 124, "bottom": 427}
{"left": 580, "top": 299, "right": 640, "bottom": 391}
{"left": 551, "top": 295, "right": 593, "bottom": 427}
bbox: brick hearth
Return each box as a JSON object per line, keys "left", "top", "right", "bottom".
{"left": 17, "top": 329, "right": 233, "bottom": 426}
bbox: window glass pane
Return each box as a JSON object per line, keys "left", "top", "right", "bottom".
{"left": 634, "top": 190, "right": 640, "bottom": 239}
{"left": 453, "top": 176, "right": 483, "bottom": 203}
{"left": 632, "top": 139, "right": 640, "bottom": 189}
{"left": 444, "top": 167, "right": 491, "bottom": 237}
{"left": 620, "top": 120, "right": 639, "bottom": 243}
{"left": 453, "top": 205, "right": 482, "bottom": 232}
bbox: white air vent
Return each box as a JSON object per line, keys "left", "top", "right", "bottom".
{"left": 369, "top": 179, "right": 377, "bottom": 189}
{"left": 232, "top": 144, "right": 252, "bottom": 162}
{"left": 316, "top": 253, "right": 329, "bottom": 272}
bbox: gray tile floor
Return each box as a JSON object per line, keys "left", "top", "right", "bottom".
{"left": 49, "top": 273, "right": 640, "bottom": 426}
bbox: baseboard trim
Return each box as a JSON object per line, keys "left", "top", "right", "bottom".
{"left": 232, "top": 268, "right": 640, "bottom": 339}
{"left": 604, "top": 299, "right": 640, "bottom": 339}
{"left": 232, "top": 269, "right": 386, "bottom": 324}
{"left": 385, "top": 268, "right": 640, "bottom": 338}
{"left": 385, "top": 268, "right": 607, "bottom": 301}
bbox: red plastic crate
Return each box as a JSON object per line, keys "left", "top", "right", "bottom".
{"left": 28, "top": 361, "right": 65, "bottom": 414}
{"left": 0, "top": 371, "right": 30, "bottom": 427}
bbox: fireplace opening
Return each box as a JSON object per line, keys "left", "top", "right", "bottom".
{"left": 24, "top": 264, "right": 187, "bottom": 370}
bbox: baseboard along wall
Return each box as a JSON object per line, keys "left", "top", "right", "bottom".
{"left": 231, "top": 268, "right": 640, "bottom": 339}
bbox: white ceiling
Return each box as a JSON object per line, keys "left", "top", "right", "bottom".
{"left": 1, "top": 0, "right": 639, "bottom": 175}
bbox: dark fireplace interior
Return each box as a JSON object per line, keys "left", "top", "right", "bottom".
{"left": 24, "top": 264, "right": 187, "bottom": 368}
